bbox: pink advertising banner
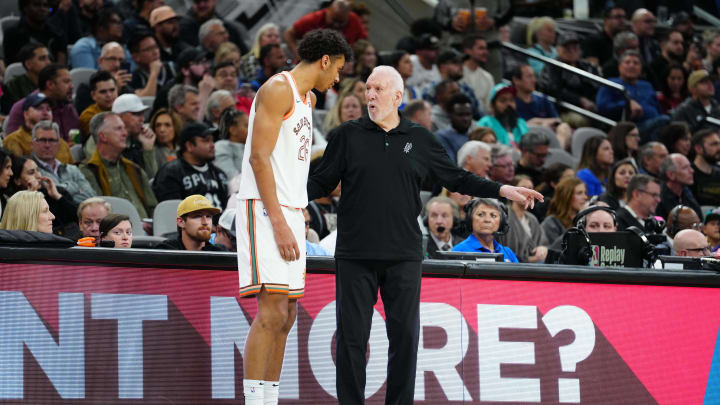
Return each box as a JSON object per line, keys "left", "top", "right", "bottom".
{"left": 1, "top": 262, "right": 719, "bottom": 404}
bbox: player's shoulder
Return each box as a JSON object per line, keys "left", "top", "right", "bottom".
{"left": 257, "top": 74, "right": 293, "bottom": 99}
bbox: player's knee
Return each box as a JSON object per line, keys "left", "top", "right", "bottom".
{"left": 257, "top": 309, "right": 288, "bottom": 331}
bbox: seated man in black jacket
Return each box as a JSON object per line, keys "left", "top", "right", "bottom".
{"left": 152, "top": 122, "right": 228, "bottom": 208}
{"left": 155, "top": 194, "right": 227, "bottom": 251}
{"left": 616, "top": 174, "right": 661, "bottom": 231}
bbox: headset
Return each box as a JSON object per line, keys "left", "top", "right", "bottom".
{"left": 572, "top": 205, "right": 617, "bottom": 230}
{"left": 561, "top": 205, "right": 618, "bottom": 265}
{"left": 463, "top": 198, "right": 509, "bottom": 236}
{"left": 422, "top": 196, "right": 461, "bottom": 235}
{"left": 667, "top": 205, "right": 690, "bottom": 238}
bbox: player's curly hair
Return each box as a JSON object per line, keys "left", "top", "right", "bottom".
{"left": 297, "top": 29, "right": 353, "bottom": 63}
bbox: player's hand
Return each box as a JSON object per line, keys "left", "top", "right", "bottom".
{"left": 272, "top": 220, "right": 300, "bottom": 261}
{"left": 499, "top": 185, "right": 544, "bottom": 209}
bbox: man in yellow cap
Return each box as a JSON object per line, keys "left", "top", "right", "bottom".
{"left": 671, "top": 69, "right": 720, "bottom": 132}
{"left": 155, "top": 194, "right": 227, "bottom": 251}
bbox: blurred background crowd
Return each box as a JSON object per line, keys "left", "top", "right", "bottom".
{"left": 0, "top": 0, "right": 719, "bottom": 262}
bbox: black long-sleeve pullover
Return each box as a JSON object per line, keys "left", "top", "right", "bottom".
{"left": 308, "top": 115, "right": 501, "bottom": 261}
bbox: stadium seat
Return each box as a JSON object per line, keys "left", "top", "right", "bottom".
{"left": 4, "top": 62, "right": 25, "bottom": 84}
{"left": 70, "top": 68, "right": 96, "bottom": 98}
{"left": 544, "top": 148, "right": 578, "bottom": 169}
{"left": 0, "top": 15, "right": 19, "bottom": 36}
{"left": 70, "top": 144, "right": 84, "bottom": 163}
{"left": 527, "top": 125, "right": 560, "bottom": 149}
{"left": 571, "top": 127, "right": 606, "bottom": 157}
{"left": 101, "top": 196, "right": 148, "bottom": 236}
{"left": 152, "top": 199, "right": 181, "bottom": 237}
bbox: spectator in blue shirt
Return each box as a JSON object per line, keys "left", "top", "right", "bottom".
{"left": 435, "top": 93, "right": 474, "bottom": 163}
{"left": 595, "top": 50, "right": 669, "bottom": 142}
{"left": 452, "top": 198, "right": 519, "bottom": 262}
{"left": 577, "top": 135, "right": 614, "bottom": 197}
{"left": 71, "top": 8, "right": 133, "bottom": 70}
{"left": 303, "top": 208, "right": 329, "bottom": 256}
{"left": 511, "top": 63, "right": 558, "bottom": 122}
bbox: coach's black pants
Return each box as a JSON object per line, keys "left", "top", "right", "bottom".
{"left": 335, "top": 259, "right": 422, "bottom": 405}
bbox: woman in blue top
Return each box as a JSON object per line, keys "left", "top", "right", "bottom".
{"left": 452, "top": 198, "right": 519, "bottom": 263}
{"left": 577, "top": 135, "right": 614, "bottom": 197}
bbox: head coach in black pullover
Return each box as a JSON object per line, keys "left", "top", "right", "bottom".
{"left": 308, "top": 65, "right": 543, "bottom": 405}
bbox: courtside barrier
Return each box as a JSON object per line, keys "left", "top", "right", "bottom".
{"left": 1, "top": 246, "right": 720, "bottom": 404}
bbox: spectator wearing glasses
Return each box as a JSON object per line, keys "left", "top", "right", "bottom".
{"left": 129, "top": 30, "right": 176, "bottom": 98}
{"left": 674, "top": 229, "right": 711, "bottom": 257}
{"left": 631, "top": 8, "right": 661, "bottom": 66}
{"left": 70, "top": 8, "right": 129, "bottom": 70}
{"left": 74, "top": 42, "right": 134, "bottom": 114}
{"left": 1, "top": 44, "right": 51, "bottom": 114}
{"left": 150, "top": 6, "right": 188, "bottom": 65}
{"left": 582, "top": 6, "right": 627, "bottom": 67}
{"left": 615, "top": 174, "right": 661, "bottom": 231}
{"left": 515, "top": 127, "right": 549, "bottom": 187}
{"left": 5, "top": 94, "right": 74, "bottom": 164}
{"left": 488, "top": 144, "right": 515, "bottom": 185}
{"left": 31, "top": 121, "right": 95, "bottom": 205}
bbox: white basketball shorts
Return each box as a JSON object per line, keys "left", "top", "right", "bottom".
{"left": 236, "top": 199, "right": 306, "bottom": 298}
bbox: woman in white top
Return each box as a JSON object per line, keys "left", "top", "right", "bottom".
{"left": 214, "top": 108, "right": 249, "bottom": 180}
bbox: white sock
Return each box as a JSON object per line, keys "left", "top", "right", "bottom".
{"left": 263, "top": 381, "right": 279, "bottom": 405}
{"left": 243, "top": 379, "right": 264, "bottom": 405}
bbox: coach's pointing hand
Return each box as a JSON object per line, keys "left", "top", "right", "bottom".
{"left": 273, "top": 220, "right": 300, "bottom": 261}
{"left": 499, "top": 185, "right": 544, "bottom": 210}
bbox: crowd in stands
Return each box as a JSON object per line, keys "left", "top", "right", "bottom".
{"left": 0, "top": 0, "right": 719, "bottom": 262}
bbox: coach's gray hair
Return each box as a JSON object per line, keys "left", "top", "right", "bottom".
{"left": 31, "top": 120, "right": 60, "bottom": 141}
{"left": 205, "top": 90, "right": 234, "bottom": 122}
{"left": 199, "top": 18, "right": 224, "bottom": 45}
{"left": 457, "top": 141, "right": 491, "bottom": 168}
{"left": 370, "top": 65, "right": 404, "bottom": 96}
{"left": 89, "top": 111, "right": 117, "bottom": 143}
{"left": 168, "top": 84, "right": 199, "bottom": 110}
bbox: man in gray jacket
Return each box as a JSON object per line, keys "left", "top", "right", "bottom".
{"left": 30, "top": 120, "right": 96, "bottom": 205}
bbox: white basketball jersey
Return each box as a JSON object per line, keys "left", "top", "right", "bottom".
{"left": 237, "top": 71, "right": 313, "bottom": 208}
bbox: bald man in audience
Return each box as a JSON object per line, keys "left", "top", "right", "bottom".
{"left": 674, "top": 229, "right": 711, "bottom": 257}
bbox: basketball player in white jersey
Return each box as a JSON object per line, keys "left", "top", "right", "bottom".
{"left": 236, "top": 29, "right": 352, "bottom": 405}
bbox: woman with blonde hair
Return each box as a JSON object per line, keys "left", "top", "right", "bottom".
{"left": 0, "top": 190, "right": 55, "bottom": 233}
{"left": 540, "top": 177, "right": 588, "bottom": 246}
{"left": 526, "top": 16, "right": 557, "bottom": 75}
{"left": 323, "top": 92, "right": 364, "bottom": 134}
{"left": 238, "top": 23, "right": 282, "bottom": 80}
{"left": 214, "top": 41, "right": 241, "bottom": 70}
